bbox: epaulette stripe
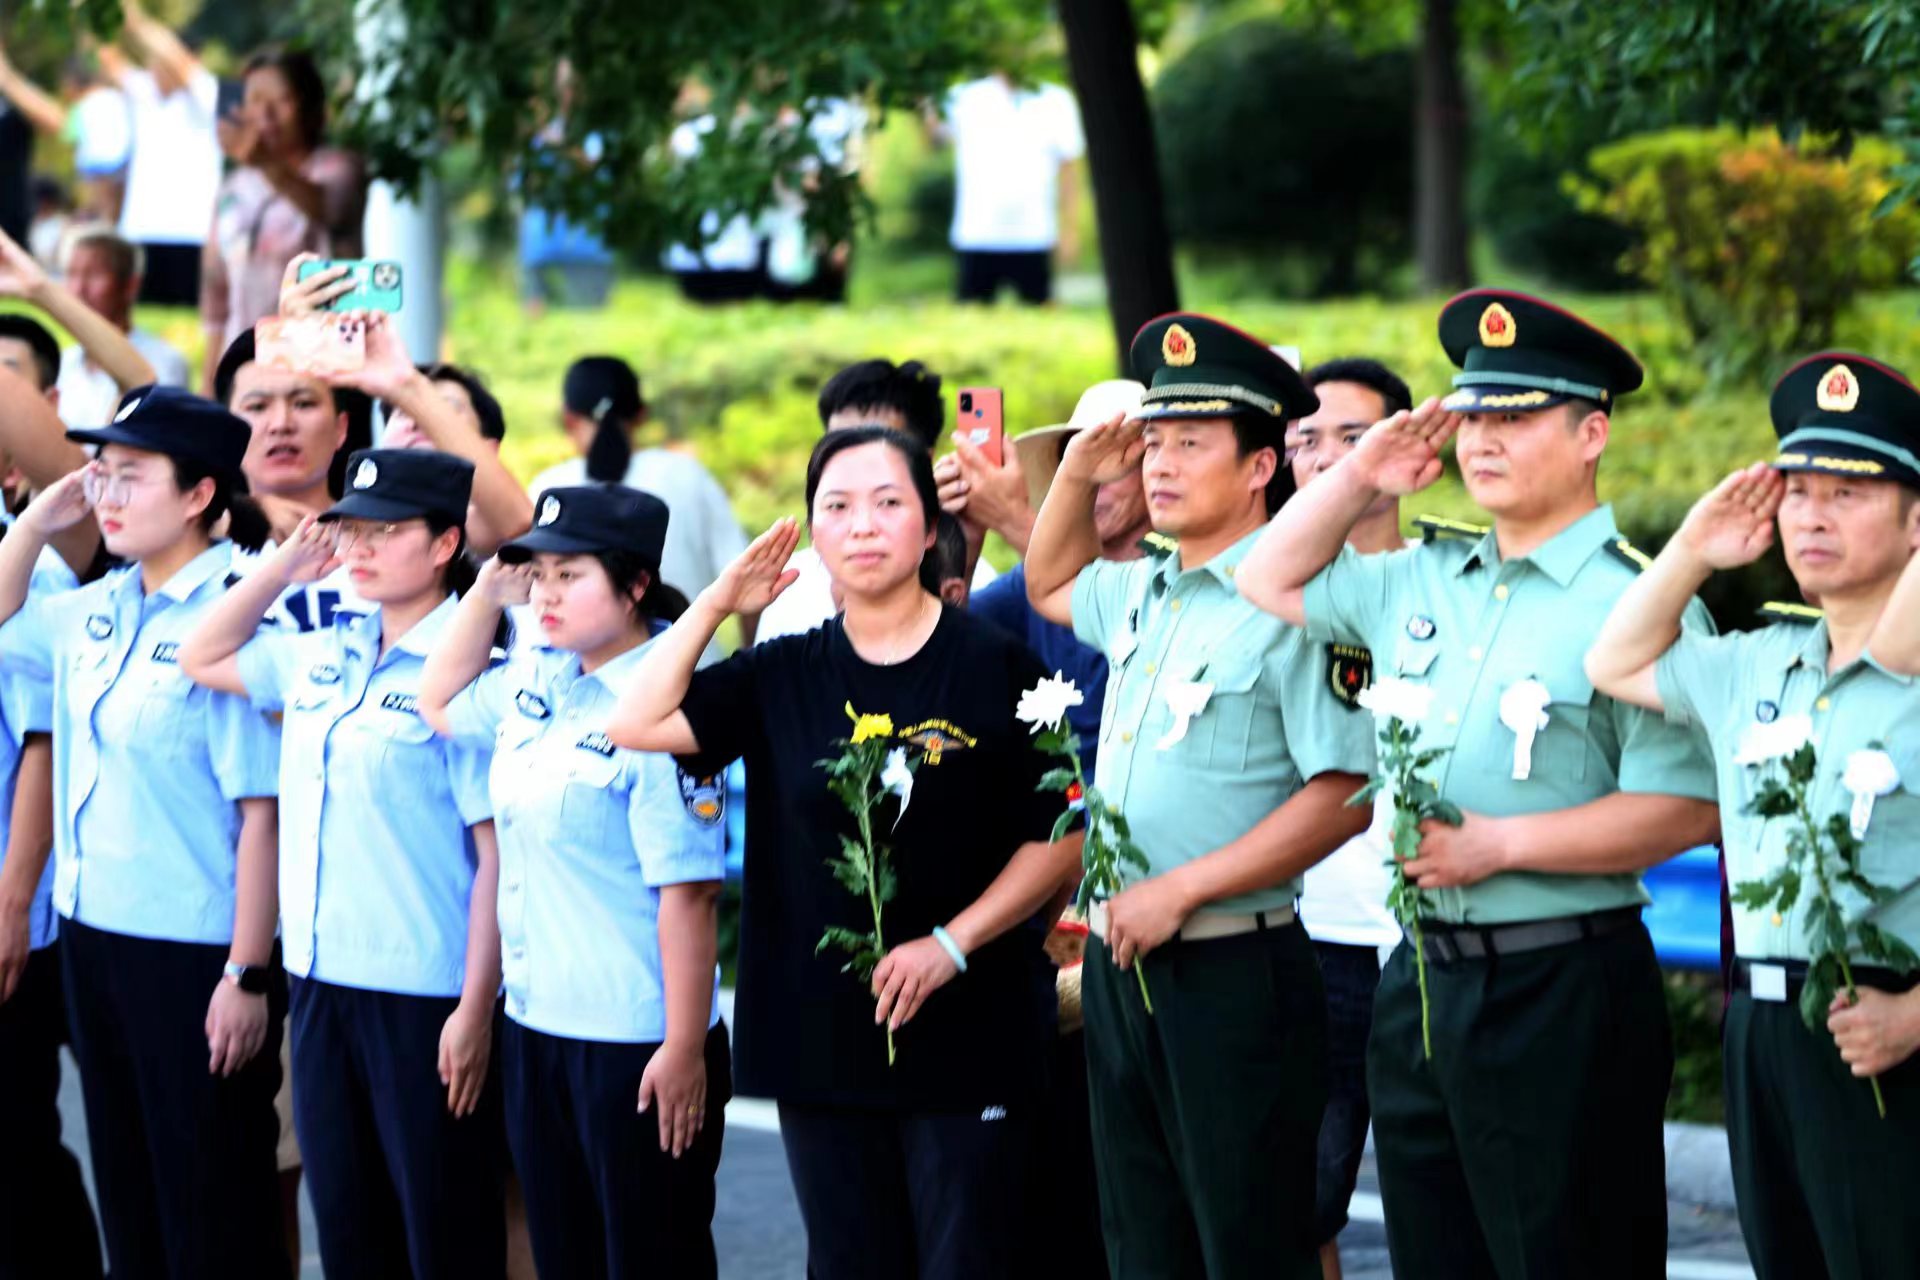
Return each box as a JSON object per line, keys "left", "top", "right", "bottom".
{"left": 1413, "top": 515, "right": 1489, "bottom": 543}
{"left": 1757, "top": 601, "right": 1823, "bottom": 625}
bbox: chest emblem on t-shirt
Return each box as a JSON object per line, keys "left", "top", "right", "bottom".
{"left": 899, "top": 719, "right": 978, "bottom": 765}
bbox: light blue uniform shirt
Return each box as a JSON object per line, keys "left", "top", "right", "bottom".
{"left": 0, "top": 518, "right": 75, "bottom": 952}
{"left": 446, "top": 639, "right": 726, "bottom": 1044}
{"left": 0, "top": 542, "right": 281, "bottom": 944}
{"left": 237, "top": 597, "right": 493, "bottom": 996}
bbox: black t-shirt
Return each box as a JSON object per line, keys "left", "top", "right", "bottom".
{"left": 0, "top": 105, "right": 30, "bottom": 247}
{"left": 681, "top": 605, "right": 1060, "bottom": 1109}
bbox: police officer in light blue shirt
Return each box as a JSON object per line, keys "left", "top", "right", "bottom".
{"left": 178, "top": 447, "right": 505, "bottom": 1279}
{"left": 0, "top": 385, "right": 286, "bottom": 1280}
{"left": 421, "top": 485, "right": 731, "bottom": 1280}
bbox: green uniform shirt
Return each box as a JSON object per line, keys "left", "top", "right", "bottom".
{"left": 1657, "top": 621, "right": 1920, "bottom": 962}
{"left": 1071, "top": 529, "right": 1377, "bottom": 915}
{"left": 1302, "top": 504, "right": 1718, "bottom": 925}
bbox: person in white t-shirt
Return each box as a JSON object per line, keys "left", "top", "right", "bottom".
{"left": 53, "top": 225, "right": 190, "bottom": 428}
{"left": 1289, "top": 356, "right": 1415, "bottom": 1280}
{"left": 111, "top": 3, "right": 223, "bottom": 307}
{"left": 936, "top": 74, "right": 1084, "bottom": 305}
{"left": 526, "top": 356, "right": 750, "bottom": 654}
{"left": 755, "top": 358, "right": 995, "bottom": 644}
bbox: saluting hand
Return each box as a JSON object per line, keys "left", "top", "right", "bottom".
{"left": 638, "top": 1041, "right": 707, "bottom": 1159}
{"left": 1676, "top": 462, "right": 1783, "bottom": 570}
{"left": 1056, "top": 413, "right": 1145, "bottom": 488}
{"left": 703, "top": 518, "right": 802, "bottom": 617}
{"left": 268, "top": 514, "right": 343, "bottom": 585}
{"left": 205, "top": 978, "right": 268, "bottom": 1077}
{"left": 475, "top": 557, "right": 534, "bottom": 608}
{"left": 20, "top": 465, "right": 96, "bottom": 537}
{"left": 1347, "top": 396, "right": 1459, "bottom": 496}
{"left": 438, "top": 1001, "right": 493, "bottom": 1118}
{"left": 872, "top": 935, "right": 960, "bottom": 1032}
{"left": 1827, "top": 986, "right": 1920, "bottom": 1078}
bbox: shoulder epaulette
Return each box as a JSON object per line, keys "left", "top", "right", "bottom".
{"left": 1413, "top": 515, "right": 1488, "bottom": 544}
{"left": 1139, "top": 531, "right": 1179, "bottom": 557}
{"left": 1757, "top": 600, "right": 1823, "bottom": 626}
{"left": 1604, "top": 537, "right": 1654, "bottom": 572}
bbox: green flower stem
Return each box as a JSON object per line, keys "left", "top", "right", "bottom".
{"left": 854, "top": 776, "right": 896, "bottom": 1067}
{"left": 1411, "top": 912, "right": 1432, "bottom": 1060}
{"left": 1069, "top": 752, "right": 1153, "bottom": 1014}
{"left": 1787, "top": 770, "right": 1884, "bottom": 1118}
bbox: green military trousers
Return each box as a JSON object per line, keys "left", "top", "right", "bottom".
{"left": 1083, "top": 922, "right": 1326, "bottom": 1280}
{"left": 1726, "top": 989, "right": 1920, "bottom": 1280}
{"left": 1367, "top": 920, "right": 1673, "bottom": 1279}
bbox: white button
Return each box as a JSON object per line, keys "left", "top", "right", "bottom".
{"left": 1493, "top": 584, "right": 1510, "bottom": 600}
{"left": 1815, "top": 697, "right": 1831, "bottom": 712}
{"left": 1468, "top": 647, "right": 1483, "bottom": 661}
{"left": 1121, "top": 730, "right": 1134, "bottom": 743}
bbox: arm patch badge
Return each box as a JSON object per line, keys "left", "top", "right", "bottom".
{"left": 1327, "top": 644, "right": 1373, "bottom": 710}
{"left": 677, "top": 769, "right": 726, "bottom": 827}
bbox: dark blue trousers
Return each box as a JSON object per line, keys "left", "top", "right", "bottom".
{"left": 289, "top": 977, "right": 506, "bottom": 1280}
{"left": 60, "top": 918, "right": 285, "bottom": 1280}
{"left": 501, "top": 1018, "right": 731, "bottom": 1280}
{"left": 0, "top": 941, "right": 102, "bottom": 1280}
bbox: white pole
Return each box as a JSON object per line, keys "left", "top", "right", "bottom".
{"left": 362, "top": 177, "right": 444, "bottom": 362}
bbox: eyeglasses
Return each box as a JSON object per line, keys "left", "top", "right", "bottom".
{"left": 332, "top": 520, "right": 411, "bottom": 551}
{"left": 82, "top": 468, "right": 169, "bottom": 509}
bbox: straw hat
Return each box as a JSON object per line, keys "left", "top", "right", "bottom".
{"left": 1011, "top": 379, "right": 1147, "bottom": 511}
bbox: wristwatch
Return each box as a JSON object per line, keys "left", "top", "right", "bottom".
{"left": 223, "top": 961, "right": 272, "bottom": 995}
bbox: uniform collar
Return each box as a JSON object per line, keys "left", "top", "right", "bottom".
{"left": 1781, "top": 618, "right": 1915, "bottom": 685}
{"left": 1148, "top": 525, "right": 1262, "bottom": 593}
{"left": 576, "top": 631, "right": 661, "bottom": 696}
{"left": 390, "top": 594, "right": 460, "bottom": 658}
{"left": 146, "top": 541, "right": 233, "bottom": 604}
{"left": 1456, "top": 504, "right": 1619, "bottom": 588}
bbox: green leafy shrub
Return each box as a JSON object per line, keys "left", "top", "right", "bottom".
{"left": 1153, "top": 18, "right": 1412, "bottom": 296}
{"left": 1574, "top": 128, "right": 1920, "bottom": 383}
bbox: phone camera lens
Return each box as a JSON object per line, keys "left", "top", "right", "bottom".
{"left": 959, "top": 393, "right": 972, "bottom": 412}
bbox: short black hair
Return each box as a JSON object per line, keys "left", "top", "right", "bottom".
{"left": 1304, "top": 357, "right": 1413, "bottom": 418}
{"left": 421, "top": 363, "right": 506, "bottom": 441}
{"left": 216, "top": 328, "right": 368, "bottom": 499}
{"left": 242, "top": 47, "right": 328, "bottom": 151}
{"left": 929, "top": 513, "right": 969, "bottom": 593}
{"left": 1227, "top": 419, "right": 1296, "bottom": 517}
{"left": 0, "top": 315, "right": 61, "bottom": 391}
{"left": 816, "top": 359, "right": 944, "bottom": 450}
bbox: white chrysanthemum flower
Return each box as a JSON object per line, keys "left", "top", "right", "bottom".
{"left": 1016, "top": 672, "right": 1085, "bottom": 735}
{"left": 1356, "top": 675, "right": 1435, "bottom": 725}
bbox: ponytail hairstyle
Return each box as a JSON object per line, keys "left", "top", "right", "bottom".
{"left": 171, "top": 457, "right": 271, "bottom": 552}
{"left": 563, "top": 355, "right": 643, "bottom": 484}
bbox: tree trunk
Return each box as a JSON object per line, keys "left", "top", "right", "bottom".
{"left": 1415, "top": 0, "right": 1471, "bottom": 292}
{"left": 1059, "top": 0, "right": 1180, "bottom": 373}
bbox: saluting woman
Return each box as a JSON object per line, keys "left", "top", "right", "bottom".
{"left": 178, "top": 448, "right": 506, "bottom": 1277}
{"left": 418, "top": 484, "right": 731, "bottom": 1279}
{"left": 607, "top": 426, "right": 1082, "bottom": 1280}
{"left": 0, "top": 387, "right": 285, "bottom": 1280}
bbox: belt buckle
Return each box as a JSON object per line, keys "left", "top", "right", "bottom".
{"left": 1749, "top": 963, "right": 1788, "bottom": 1003}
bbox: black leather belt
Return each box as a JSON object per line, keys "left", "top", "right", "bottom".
{"left": 1732, "top": 958, "right": 1920, "bottom": 1002}
{"left": 1414, "top": 906, "right": 1643, "bottom": 963}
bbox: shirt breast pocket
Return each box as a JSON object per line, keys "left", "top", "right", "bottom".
{"left": 372, "top": 710, "right": 438, "bottom": 767}
{"left": 1394, "top": 641, "right": 1438, "bottom": 679}
{"left": 1860, "top": 743, "right": 1920, "bottom": 889}
{"left": 132, "top": 673, "right": 204, "bottom": 759}
{"left": 1179, "top": 656, "right": 1265, "bottom": 771}
{"left": 559, "top": 752, "right": 626, "bottom": 843}
{"left": 1482, "top": 663, "right": 1594, "bottom": 785}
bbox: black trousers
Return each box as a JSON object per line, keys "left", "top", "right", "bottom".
{"left": 778, "top": 1097, "right": 1038, "bottom": 1280}
{"left": 955, "top": 249, "right": 1053, "bottom": 304}
{"left": 1368, "top": 922, "right": 1672, "bottom": 1280}
{"left": 289, "top": 976, "right": 505, "bottom": 1279}
{"left": 1726, "top": 990, "right": 1920, "bottom": 1280}
{"left": 1313, "top": 940, "right": 1382, "bottom": 1247}
{"left": 1084, "top": 923, "right": 1327, "bottom": 1280}
{"left": 501, "top": 1018, "right": 730, "bottom": 1280}
{"left": 0, "top": 941, "right": 102, "bottom": 1280}
{"left": 61, "top": 918, "right": 286, "bottom": 1280}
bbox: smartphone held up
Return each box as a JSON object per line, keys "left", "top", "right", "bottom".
{"left": 957, "top": 386, "right": 1004, "bottom": 466}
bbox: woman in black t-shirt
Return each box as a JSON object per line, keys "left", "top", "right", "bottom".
{"left": 609, "top": 426, "right": 1081, "bottom": 1280}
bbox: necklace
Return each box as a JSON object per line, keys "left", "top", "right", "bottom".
{"left": 861, "top": 595, "right": 938, "bottom": 666}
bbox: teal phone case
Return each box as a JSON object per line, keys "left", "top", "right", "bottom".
{"left": 297, "top": 259, "right": 404, "bottom": 312}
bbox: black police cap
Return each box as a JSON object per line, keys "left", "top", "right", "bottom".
{"left": 1437, "top": 289, "right": 1643, "bottom": 413}
{"left": 68, "top": 385, "right": 251, "bottom": 476}
{"left": 499, "top": 485, "right": 669, "bottom": 567}
{"left": 1770, "top": 352, "right": 1920, "bottom": 490}
{"left": 320, "top": 448, "right": 475, "bottom": 525}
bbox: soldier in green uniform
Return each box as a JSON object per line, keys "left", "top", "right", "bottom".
{"left": 1587, "top": 352, "right": 1920, "bottom": 1280}
{"left": 1024, "top": 313, "right": 1376, "bottom": 1279}
{"left": 1237, "top": 290, "right": 1721, "bottom": 1279}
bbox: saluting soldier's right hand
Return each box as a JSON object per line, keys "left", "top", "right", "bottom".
{"left": 703, "top": 517, "right": 802, "bottom": 617}
{"left": 22, "top": 465, "right": 96, "bottom": 535}
{"left": 475, "top": 557, "right": 534, "bottom": 608}
{"left": 269, "top": 514, "right": 344, "bottom": 584}
{"left": 1348, "top": 396, "right": 1459, "bottom": 496}
{"left": 1676, "top": 462, "right": 1784, "bottom": 570}
{"left": 1055, "top": 413, "right": 1145, "bottom": 488}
